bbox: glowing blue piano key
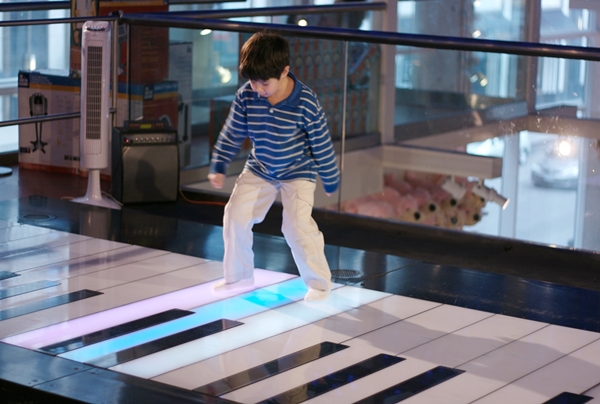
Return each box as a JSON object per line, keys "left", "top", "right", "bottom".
{"left": 59, "top": 277, "right": 309, "bottom": 363}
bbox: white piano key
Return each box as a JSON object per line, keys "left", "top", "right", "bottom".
{"left": 0, "top": 219, "right": 13, "bottom": 230}
{"left": 402, "top": 325, "right": 600, "bottom": 404}
{"left": 306, "top": 357, "right": 440, "bottom": 404}
{"left": 0, "top": 251, "right": 209, "bottom": 311}
{"left": 0, "top": 259, "right": 225, "bottom": 339}
{"left": 0, "top": 234, "right": 115, "bottom": 273}
{"left": 111, "top": 286, "right": 390, "bottom": 379}
{"left": 585, "top": 384, "right": 600, "bottom": 403}
{"left": 316, "top": 315, "right": 549, "bottom": 404}
{"left": 471, "top": 336, "right": 600, "bottom": 404}
{"left": 345, "top": 304, "right": 495, "bottom": 354}
{"left": 0, "top": 223, "right": 54, "bottom": 243}
{"left": 300, "top": 308, "right": 515, "bottom": 403}
{"left": 0, "top": 244, "right": 169, "bottom": 288}
{"left": 1, "top": 260, "right": 230, "bottom": 346}
{"left": 153, "top": 294, "right": 442, "bottom": 390}
{"left": 402, "top": 313, "right": 549, "bottom": 367}
{"left": 223, "top": 344, "right": 391, "bottom": 403}
{"left": 56, "top": 271, "right": 298, "bottom": 363}
{"left": 0, "top": 230, "right": 88, "bottom": 257}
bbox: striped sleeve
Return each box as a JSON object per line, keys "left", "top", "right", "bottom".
{"left": 209, "top": 92, "right": 248, "bottom": 175}
{"left": 305, "top": 95, "right": 340, "bottom": 194}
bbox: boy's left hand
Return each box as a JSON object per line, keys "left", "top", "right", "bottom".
{"left": 208, "top": 173, "right": 225, "bottom": 189}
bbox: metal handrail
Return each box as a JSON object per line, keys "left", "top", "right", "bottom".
{"left": 119, "top": 14, "right": 600, "bottom": 62}
{"left": 167, "top": 2, "right": 386, "bottom": 18}
{"left": 0, "top": 112, "right": 80, "bottom": 128}
{"left": 0, "top": 1, "right": 69, "bottom": 12}
{"left": 0, "top": 2, "right": 384, "bottom": 27}
{"left": 4, "top": 3, "right": 600, "bottom": 130}
{"left": 0, "top": 0, "right": 240, "bottom": 13}
{"left": 0, "top": 15, "right": 117, "bottom": 27}
{"left": 0, "top": 2, "right": 387, "bottom": 130}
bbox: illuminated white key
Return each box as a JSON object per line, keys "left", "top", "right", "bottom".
{"left": 112, "top": 286, "right": 390, "bottom": 379}
{"left": 4, "top": 267, "right": 292, "bottom": 349}
{"left": 58, "top": 270, "right": 298, "bottom": 363}
{"left": 0, "top": 253, "right": 218, "bottom": 340}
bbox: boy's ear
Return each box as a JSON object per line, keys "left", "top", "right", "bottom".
{"left": 281, "top": 65, "right": 290, "bottom": 77}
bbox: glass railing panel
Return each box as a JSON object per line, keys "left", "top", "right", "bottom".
{"left": 516, "top": 132, "right": 580, "bottom": 247}
{"left": 461, "top": 130, "right": 596, "bottom": 252}
{"left": 394, "top": 47, "right": 527, "bottom": 142}
{"left": 0, "top": 12, "right": 70, "bottom": 154}
{"left": 398, "top": 0, "right": 596, "bottom": 42}
{"left": 165, "top": 27, "right": 251, "bottom": 170}
{"left": 398, "top": 0, "right": 527, "bottom": 40}
{"left": 344, "top": 41, "right": 598, "bottom": 253}
{"left": 536, "top": 43, "right": 589, "bottom": 111}
{"left": 540, "top": 4, "right": 596, "bottom": 44}
{"left": 135, "top": 25, "right": 381, "bottom": 172}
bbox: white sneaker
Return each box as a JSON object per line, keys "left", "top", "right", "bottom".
{"left": 304, "top": 288, "right": 329, "bottom": 302}
{"left": 211, "top": 277, "right": 254, "bottom": 293}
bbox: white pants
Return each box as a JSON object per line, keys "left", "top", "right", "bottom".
{"left": 223, "top": 170, "right": 332, "bottom": 291}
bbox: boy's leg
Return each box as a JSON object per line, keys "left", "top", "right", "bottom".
{"left": 215, "top": 171, "right": 278, "bottom": 291}
{"left": 280, "top": 180, "right": 332, "bottom": 301}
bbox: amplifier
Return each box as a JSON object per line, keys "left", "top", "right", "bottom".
{"left": 111, "top": 123, "right": 179, "bottom": 204}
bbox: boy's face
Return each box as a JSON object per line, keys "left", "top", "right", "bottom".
{"left": 249, "top": 66, "right": 290, "bottom": 99}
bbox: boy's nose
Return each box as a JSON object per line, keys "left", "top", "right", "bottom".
{"left": 251, "top": 83, "right": 265, "bottom": 95}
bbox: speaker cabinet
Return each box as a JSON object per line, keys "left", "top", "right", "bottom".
{"left": 112, "top": 125, "right": 179, "bottom": 204}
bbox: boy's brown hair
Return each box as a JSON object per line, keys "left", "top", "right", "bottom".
{"left": 239, "top": 31, "right": 290, "bottom": 81}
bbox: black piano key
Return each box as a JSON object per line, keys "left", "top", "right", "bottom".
{"left": 195, "top": 341, "right": 349, "bottom": 396}
{"left": 0, "top": 280, "right": 60, "bottom": 300}
{"left": 354, "top": 365, "right": 465, "bottom": 403}
{"left": 257, "top": 353, "right": 404, "bottom": 404}
{"left": 0, "top": 289, "right": 103, "bottom": 321}
{"left": 86, "top": 319, "right": 243, "bottom": 368}
{"left": 0, "top": 271, "right": 19, "bottom": 281}
{"left": 543, "top": 392, "right": 594, "bottom": 404}
{"left": 39, "top": 308, "right": 195, "bottom": 355}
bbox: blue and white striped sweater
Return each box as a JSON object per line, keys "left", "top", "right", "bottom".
{"left": 210, "top": 73, "right": 340, "bottom": 194}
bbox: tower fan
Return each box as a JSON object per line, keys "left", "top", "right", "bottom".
{"left": 72, "top": 21, "right": 121, "bottom": 209}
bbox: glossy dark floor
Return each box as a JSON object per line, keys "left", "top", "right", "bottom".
{"left": 0, "top": 165, "right": 599, "bottom": 403}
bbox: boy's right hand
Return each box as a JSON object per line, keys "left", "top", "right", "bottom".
{"left": 208, "top": 173, "right": 225, "bottom": 189}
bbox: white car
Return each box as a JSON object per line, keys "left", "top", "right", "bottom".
{"left": 531, "top": 137, "right": 579, "bottom": 189}
{"left": 466, "top": 132, "right": 531, "bottom": 165}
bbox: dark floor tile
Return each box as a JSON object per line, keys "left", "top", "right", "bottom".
{"left": 33, "top": 367, "right": 241, "bottom": 404}
{"left": 0, "top": 342, "right": 90, "bottom": 387}
{"left": 361, "top": 262, "right": 600, "bottom": 332}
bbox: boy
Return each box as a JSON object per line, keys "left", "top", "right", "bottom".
{"left": 208, "top": 31, "right": 340, "bottom": 302}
